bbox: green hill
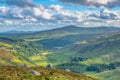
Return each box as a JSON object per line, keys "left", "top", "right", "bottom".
{"left": 47, "top": 32, "right": 120, "bottom": 65}
{"left": 0, "top": 37, "right": 47, "bottom": 66}
{"left": 85, "top": 67, "right": 120, "bottom": 80}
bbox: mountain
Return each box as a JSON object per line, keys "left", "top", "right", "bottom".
{"left": 0, "top": 30, "right": 38, "bottom": 37}
{"left": 18, "top": 25, "right": 120, "bottom": 49}
{"left": 20, "top": 25, "right": 120, "bottom": 39}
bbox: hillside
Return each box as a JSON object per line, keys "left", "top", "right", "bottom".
{"left": 0, "top": 37, "right": 47, "bottom": 66}
{"left": 47, "top": 32, "right": 120, "bottom": 65}
{"left": 85, "top": 67, "right": 120, "bottom": 80}
{"left": 21, "top": 26, "right": 120, "bottom": 49}
{"left": 46, "top": 32, "right": 120, "bottom": 80}
{"left": 0, "top": 66, "right": 98, "bottom": 80}
{"left": 1, "top": 26, "right": 120, "bottom": 49}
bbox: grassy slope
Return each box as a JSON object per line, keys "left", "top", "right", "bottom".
{"left": 0, "top": 37, "right": 50, "bottom": 66}
{"left": 0, "top": 66, "right": 98, "bottom": 80}
{"left": 85, "top": 67, "right": 120, "bottom": 80}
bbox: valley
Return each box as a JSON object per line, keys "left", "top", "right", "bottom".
{"left": 0, "top": 25, "right": 120, "bottom": 80}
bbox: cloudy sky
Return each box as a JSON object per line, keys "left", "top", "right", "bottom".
{"left": 0, "top": 0, "right": 120, "bottom": 32}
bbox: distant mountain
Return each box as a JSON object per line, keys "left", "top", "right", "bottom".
{"left": 0, "top": 30, "right": 38, "bottom": 37}
{"left": 3, "top": 30, "right": 25, "bottom": 33}
{"left": 21, "top": 25, "right": 120, "bottom": 39}
{"left": 23, "top": 25, "right": 120, "bottom": 49}
{"left": 1, "top": 25, "right": 120, "bottom": 39}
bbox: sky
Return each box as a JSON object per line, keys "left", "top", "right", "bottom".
{"left": 0, "top": 0, "right": 120, "bottom": 32}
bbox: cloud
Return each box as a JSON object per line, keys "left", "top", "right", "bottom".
{"left": 0, "top": 5, "right": 53, "bottom": 20}
{"left": 88, "top": 8, "right": 120, "bottom": 20}
{"left": 50, "top": 4, "right": 63, "bottom": 11}
{"left": 99, "top": 8, "right": 119, "bottom": 19}
{"left": 0, "top": 3, "right": 120, "bottom": 32}
{"left": 33, "top": 7, "right": 53, "bottom": 20}
{"left": 4, "top": 20, "right": 13, "bottom": 25}
{"left": 0, "top": 0, "right": 35, "bottom": 7}
{"left": 82, "top": 8, "right": 120, "bottom": 27}
{"left": 59, "top": 0, "right": 120, "bottom": 8}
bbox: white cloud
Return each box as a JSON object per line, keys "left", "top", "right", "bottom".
{"left": 41, "top": 11, "right": 53, "bottom": 20}
{"left": 33, "top": 8, "right": 42, "bottom": 16}
{"left": 59, "top": 0, "right": 120, "bottom": 8}
{"left": 50, "top": 4, "right": 63, "bottom": 11}
{"left": 4, "top": 20, "right": 13, "bottom": 25}
{"left": 0, "top": 5, "right": 53, "bottom": 20}
{"left": 88, "top": 8, "right": 120, "bottom": 20}
{"left": 0, "top": 0, "right": 35, "bottom": 7}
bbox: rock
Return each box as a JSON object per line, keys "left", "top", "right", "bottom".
{"left": 24, "top": 65, "right": 30, "bottom": 68}
{"left": 29, "top": 70, "right": 41, "bottom": 76}
{"left": 65, "top": 69, "right": 71, "bottom": 72}
{"left": 46, "top": 64, "right": 51, "bottom": 69}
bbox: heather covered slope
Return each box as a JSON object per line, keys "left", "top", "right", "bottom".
{"left": 0, "top": 66, "right": 98, "bottom": 80}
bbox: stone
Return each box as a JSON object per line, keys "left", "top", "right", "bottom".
{"left": 29, "top": 70, "right": 41, "bottom": 76}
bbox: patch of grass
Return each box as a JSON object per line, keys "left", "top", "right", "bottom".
{"left": 81, "top": 58, "right": 106, "bottom": 65}
{"left": 30, "top": 53, "right": 49, "bottom": 67}
{"left": 0, "top": 42, "right": 13, "bottom": 48}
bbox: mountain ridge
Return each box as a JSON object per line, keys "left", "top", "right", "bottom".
{"left": 1, "top": 25, "right": 120, "bottom": 34}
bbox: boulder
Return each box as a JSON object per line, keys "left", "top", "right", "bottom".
{"left": 29, "top": 70, "right": 41, "bottom": 76}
